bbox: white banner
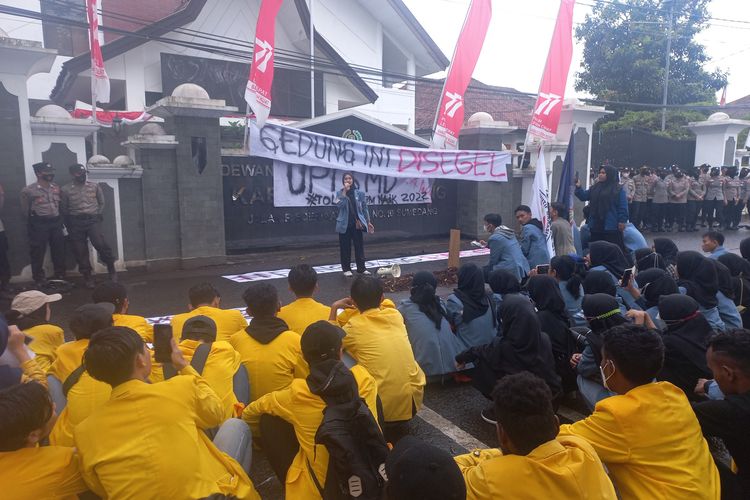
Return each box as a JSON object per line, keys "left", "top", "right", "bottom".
{"left": 531, "top": 148, "right": 554, "bottom": 257}
{"left": 272, "top": 162, "right": 432, "bottom": 207}
{"left": 249, "top": 122, "right": 510, "bottom": 182}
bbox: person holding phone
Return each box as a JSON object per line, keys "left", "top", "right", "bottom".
{"left": 335, "top": 172, "right": 374, "bottom": 277}
{"left": 575, "top": 165, "right": 629, "bottom": 252}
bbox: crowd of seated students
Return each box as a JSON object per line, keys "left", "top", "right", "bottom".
{"left": 3, "top": 230, "right": 750, "bottom": 499}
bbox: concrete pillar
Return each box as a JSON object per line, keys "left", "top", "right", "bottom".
{"left": 689, "top": 113, "right": 750, "bottom": 168}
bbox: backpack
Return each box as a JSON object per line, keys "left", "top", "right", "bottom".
{"left": 162, "top": 343, "right": 212, "bottom": 380}
{"left": 307, "top": 397, "right": 390, "bottom": 500}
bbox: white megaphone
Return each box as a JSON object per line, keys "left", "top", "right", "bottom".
{"left": 376, "top": 264, "right": 401, "bottom": 278}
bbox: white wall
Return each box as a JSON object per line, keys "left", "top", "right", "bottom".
{"left": 694, "top": 130, "right": 729, "bottom": 167}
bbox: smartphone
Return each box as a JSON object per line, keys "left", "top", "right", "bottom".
{"left": 621, "top": 267, "right": 634, "bottom": 288}
{"left": 153, "top": 324, "right": 173, "bottom": 363}
{"left": 536, "top": 264, "right": 550, "bottom": 274}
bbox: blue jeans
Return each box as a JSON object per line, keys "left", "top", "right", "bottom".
{"left": 213, "top": 418, "right": 252, "bottom": 474}
{"left": 577, "top": 375, "right": 615, "bottom": 411}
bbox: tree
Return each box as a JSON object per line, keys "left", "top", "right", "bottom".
{"left": 575, "top": 0, "right": 727, "bottom": 110}
{"left": 598, "top": 109, "right": 708, "bottom": 139}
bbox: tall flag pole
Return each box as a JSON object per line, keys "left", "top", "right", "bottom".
{"left": 85, "top": 0, "right": 109, "bottom": 155}
{"left": 245, "top": 0, "right": 284, "bottom": 129}
{"left": 720, "top": 85, "right": 727, "bottom": 107}
{"left": 431, "top": 0, "right": 492, "bottom": 150}
{"left": 525, "top": 0, "right": 575, "bottom": 256}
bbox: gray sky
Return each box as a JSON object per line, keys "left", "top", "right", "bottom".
{"left": 403, "top": 0, "right": 750, "bottom": 104}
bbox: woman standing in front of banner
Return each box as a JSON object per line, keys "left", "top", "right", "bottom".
{"left": 335, "top": 172, "right": 374, "bottom": 277}
{"left": 574, "top": 165, "right": 629, "bottom": 252}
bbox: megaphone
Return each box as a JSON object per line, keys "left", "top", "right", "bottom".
{"left": 376, "top": 264, "right": 401, "bottom": 278}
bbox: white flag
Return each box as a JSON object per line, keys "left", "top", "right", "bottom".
{"left": 531, "top": 148, "right": 555, "bottom": 257}
{"left": 86, "top": 0, "right": 110, "bottom": 103}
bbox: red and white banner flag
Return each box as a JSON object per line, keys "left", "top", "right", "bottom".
{"left": 86, "top": 0, "right": 110, "bottom": 104}
{"left": 432, "top": 0, "right": 492, "bottom": 150}
{"left": 527, "top": 0, "right": 575, "bottom": 141}
{"left": 531, "top": 147, "right": 554, "bottom": 257}
{"left": 720, "top": 86, "right": 727, "bottom": 106}
{"left": 245, "top": 0, "right": 284, "bottom": 127}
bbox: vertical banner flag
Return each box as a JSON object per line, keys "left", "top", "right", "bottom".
{"left": 432, "top": 0, "right": 492, "bottom": 150}
{"left": 527, "top": 0, "right": 575, "bottom": 141}
{"left": 556, "top": 131, "right": 577, "bottom": 237}
{"left": 245, "top": 0, "right": 284, "bottom": 127}
{"left": 532, "top": 148, "right": 554, "bottom": 257}
{"left": 720, "top": 86, "right": 727, "bottom": 107}
{"left": 85, "top": 0, "right": 109, "bottom": 103}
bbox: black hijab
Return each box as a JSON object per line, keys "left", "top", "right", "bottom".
{"left": 657, "top": 294, "right": 712, "bottom": 396}
{"left": 588, "top": 165, "right": 622, "bottom": 224}
{"left": 410, "top": 271, "right": 447, "bottom": 330}
{"left": 635, "top": 268, "right": 678, "bottom": 309}
{"left": 711, "top": 260, "right": 735, "bottom": 300}
{"left": 487, "top": 269, "right": 521, "bottom": 295}
{"left": 589, "top": 241, "right": 629, "bottom": 278}
{"left": 718, "top": 253, "right": 750, "bottom": 277}
{"left": 453, "top": 263, "right": 489, "bottom": 323}
{"left": 654, "top": 238, "right": 679, "bottom": 265}
{"left": 676, "top": 251, "right": 719, "bottom": 308}
{"left": 635, "top": 248, "right": 665, "bottom": 272}
{"left": 581, "top": 293, "right": 627, "bottom": 365}
{"left": 526, "top": 275, "right": 567, "bottom": 318}
{"left": 583, "top": 270, "right": 617, "bottom": 297}
{"left": 718, "top": 254, "right": 750, "bottom": 310}
{"left": 741, "top": 237, "right": 750, "bottom": 261}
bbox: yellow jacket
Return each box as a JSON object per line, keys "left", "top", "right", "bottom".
{"left": 229, "top": 327, "right": 308, "bottom": 404}
{"left": 559, "top": 382, "right": 720, "bottom": 500}
{"left": 48, "top": 339, "right": 112, "bottom": 447}
{"left": 73, "top": 366, "right": 260, "bottom": 500}
{"left": 278, "top": 297, "right": 331, "bottom": 334}
{"left": 150, "top": 339, "right": 242, "bottom": 419}
{"left": 454, "top": 436, "right": 617, "bottom": 500}
{"left": 0, "top": 446, "right": 88, "bottom": 500}
{"left": 113, "top": 313, "right": 153, "bottom": 343}
{"left": 335, "top": 298, "right": 396, "bottom": 327}
{"left": 242, "top": 364, "right": 378, "bottom": 500}
{"left": 172, "top": 306, "right": 247, "bottom": 342}
{"left": 26, "top": 324, "right": 64, "bottom": 371}
{"left": 342, "top": 307, "right": 425, "bottom": 422}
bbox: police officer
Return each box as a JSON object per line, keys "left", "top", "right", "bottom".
{"left": 704, "top": 166, "right": 725, "bottom": 229}
{"left": 20, "top": 162, "right": 66, "bottom": 288}
{"left": 723, "top": 166, "right": 743, "bottom": 230}
{"left": 61, "top": 164, "right": 116, "bottom": 288}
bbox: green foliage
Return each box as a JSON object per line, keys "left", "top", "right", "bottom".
{"left": 576, "top": 0, "right": 727, "bottom": 110}
{"left": 599, "top": 109, "right": 709, "bottom": 139}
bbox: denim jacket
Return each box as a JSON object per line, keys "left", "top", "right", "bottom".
{"left": 335, "top": 189, "right": 369, "bottom": 234}
{"left": 484, "top": 227, "right": 529, "bottom": 280}
{"left": 520, "top": 222, "right": 550, "bottom": 269}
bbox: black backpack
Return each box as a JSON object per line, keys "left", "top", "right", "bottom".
{"left": 307, "top": 397, "right": 389, "bottom": 500}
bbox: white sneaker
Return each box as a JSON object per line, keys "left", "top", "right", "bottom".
{"left": 362, "top": 270, "right": 372, "bottom": 275}
{"left": 343, "top": 271, "right": 353, "bottom": 277}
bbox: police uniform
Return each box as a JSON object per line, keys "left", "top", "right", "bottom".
{"left": 703, "top": 172, "right": 725, "bottom": 229}
{"left": 686, "top": 175, "right": 705, "bottom": 231}
{"left": 631, "top": 172, "right": 652, "bottom": 229}
{"left": 650, "top": 175, "right": 669, "bottom": 232}
{"left": 667, "top": 174, "right": 690, "bottom": 231}
{"left": 61, "top": 164, "right": 116, "bottom": 285}
{"left": 723, "top": 170, "right": 743, "bottom": 230}
{"left": 20, "top": 163, "right": 66, "bottom": 284}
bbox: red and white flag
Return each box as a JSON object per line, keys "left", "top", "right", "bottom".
{"left": 527, "top": 0, "right": 575, "bottom": 141}
{"left": 86, "top": 0, "right": 110, "bottom": 104}
{"left": 720, "top": 86, "right": 727, "bottom": 106}
{"left": 432, "top": 0, "right": 492, "bottom": 150}
{"left": 245, "top": 0, "right": 284, "bottom": 127}
{"left": 531, "top": 147, "right": 554, "bottom": 257}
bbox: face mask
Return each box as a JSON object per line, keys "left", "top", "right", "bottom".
{"left": 74, "top": 174, "right": 87, "bottom": 183}
{"left": 41, "top": 174, "right": 54, "bottom": 182}
{"left": 483, "top": 225, "right": 490, "bottom": 233}
{"left": 599, "top": 360, "right": 615, "bottom": 391}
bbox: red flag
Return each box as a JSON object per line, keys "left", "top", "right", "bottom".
{"left": 432, "top": 0, "right": 492, "bottom": 150}
{"left": 245, "top": 0, "right": 284, "bottom": 127}
{"left": 527, "top": 0, "right": 575, "bottom": 141}
{"left": 720, "top": 86, "right": 727, "bottom": 106}
{"left": 86, "top": 0, "right": 110, "bottom": 104}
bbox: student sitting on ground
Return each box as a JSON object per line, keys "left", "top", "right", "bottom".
{"left": 692, "top": 329, "right": 750, "bottom": 497}
{"left": 243, "top": 321, "right": 381, "bottom": 500}
{"left": 6, "top": 290, "right": 63, "bottom": 371}
{"left": 446, "top": 264, "right": 499, "bottom": 349}
{"left": 230, "top": 283, "right": 308, "bottom": 407}
{"left": 455, "top": 372, "right": 617, "bottom": 500}
{"left": 172, "top": 283, "right": 247, "bottom": 342}
{"left": 0, "top": 320, "right": 46, "bottom": 389}
{"left": 398, "top": 271, "right": 465, "bottom": 378}
{"left": 386, "top": 436, "right": 467, "bottom": 500}
{"left": 0, "top": 382, "right": 88, "bottom": 500}
{"left": 703, "top": 231, "right": 728, "bottom": 260}
{"left": 74, "top": 327, "right": 259, "bottom": 499}
{"left": 151, "top": 316, "right": 242, "bottom": 420}
{"left": 549, "top": 255, "right": 586, "bottom": 326}
{"left": 48, "top": 303, "right": 114, "bottom": 447}
{"left": 676, "top": 251, "right": 725, "bottom": 331}
{"left": 92, "top": 281, "right": 153, "bottom": 342}
{"left": 278, "top": 264, "right": 331, "bottom": 334}
{"left": 559, "top": 324, "right": 721, "bottom": 500}
{"left": 330, "top": 276, "right": 425, "bottom": 441}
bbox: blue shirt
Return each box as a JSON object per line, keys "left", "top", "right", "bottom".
{"left": 622, "top": 222, "right": 648, "bottom": 258}
{"left": 575, "top": 185, "right": 629, "bottom": 231}
{"left": 484, "top": 227, "right": 529, "bottom": 280}
{"left": 445, "top": 294, "right": 499, "bottom": 350}
{"left": 707, "top": 247, "right": 728, "bottom": 260}
{"left": 519, "top": 222, "right": 550, "bottom": 269}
